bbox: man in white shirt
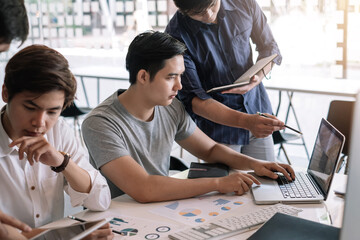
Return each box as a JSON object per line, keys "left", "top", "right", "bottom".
{"left": 0, "top": 45, "right": 113, "bottom": 239}
{"left": 0, "top": 1, "right": 32, "bottom": 239}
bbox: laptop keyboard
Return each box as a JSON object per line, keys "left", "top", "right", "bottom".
{"left": 277, "top": 172, "right": 319, "bottom": 199}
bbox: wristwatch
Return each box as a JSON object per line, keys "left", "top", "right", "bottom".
{"left": 51, "top": 152, "right": 70, "bottom": 173}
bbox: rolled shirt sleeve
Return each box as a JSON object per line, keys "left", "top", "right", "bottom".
{"left": 65, "top": 167, "right": 111, "bottom": 211}
{"left": 59, "top": 118, "right": 111, "bottom": 211}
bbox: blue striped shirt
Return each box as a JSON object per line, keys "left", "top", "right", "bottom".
{"left": 165, "top": 0, "right": 282, "bottom": 145}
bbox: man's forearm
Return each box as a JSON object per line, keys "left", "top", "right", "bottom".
{"left": 202, "top": 142, "right": 258, "bottom": 171}
{"left": 63, "top": 160, "right": 92, "bottom": 193}
{"left": 130, "top": 176, "right": 220, "bottom": 203}
{"left": 192, "top": 97, "right": 250, "bottom": 129}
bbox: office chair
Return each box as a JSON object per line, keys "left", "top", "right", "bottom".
{"left": 326, "top": 100, "right": 354, "bottom": 173}
{"left": 61, "top": 103, "right": 92, "bottom": 142}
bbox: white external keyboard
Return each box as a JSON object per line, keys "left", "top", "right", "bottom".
{"left": 168, "top": 204, "right": 302, "bottom": 240}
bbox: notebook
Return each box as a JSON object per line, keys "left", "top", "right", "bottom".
{"left": 247, "top": 212, "right": 340, "bottom": 240}
{"left": 187, "top": 162, "right": 229, "bottom": 179}
{"left": 206, "top": 54, "right": 277, "bottom": 93}
{"left": 251, "top": 118, "right": 345, "bottom": 204}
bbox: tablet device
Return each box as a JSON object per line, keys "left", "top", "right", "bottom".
{"left": 206, "top": 54, "right": 277, "bottom": 93}
{"left": 29, "top": 218, "right": 110, "bottom": 240}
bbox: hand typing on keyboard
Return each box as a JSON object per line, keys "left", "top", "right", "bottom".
{"left": 169, "top": 204, "right": 302, "bottom": 240}
{"left": 277, "top": 172, "right": 319, "bottom": 199}
{"left": 251, "top": 161, "right": 296, "bottom": 182}
{"left": 215, "top": 161, "right": 295, "bottom": 196}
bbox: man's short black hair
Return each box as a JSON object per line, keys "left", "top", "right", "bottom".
{"left": 173, "top": 0, "right": 217, "bottom": 15}
{"left": 0, "top": 0, "right": 29, "bottom": 44}
{"left": 126, "top": 31, "right": 186, "bottom": 85}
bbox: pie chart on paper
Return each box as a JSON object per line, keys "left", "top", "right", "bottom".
{"left": 195, "top": 218, "right": 206, "bottom": 223}
{"left": 209, "top": 212, "right": 219, "bottom": 216}
{"left": 221, "top": 206, "right": 231, "bottom": 211}
{"left": 179, "top": 208, "right": 201, "bottom": 217}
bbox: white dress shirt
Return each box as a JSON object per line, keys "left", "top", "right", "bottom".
{"left": 0, "top": 117, "right": 111, "bottom": 228}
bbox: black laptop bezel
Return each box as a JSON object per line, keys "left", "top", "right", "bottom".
{"left": 306, "top": 118, "right": 345, "bottom": 200}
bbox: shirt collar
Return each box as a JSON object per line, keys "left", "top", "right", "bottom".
{"left": 180, "top": 12, "right": 202, "bottom": 35}
{"left": 221, "top": 0, "right": 237, "bottom": 11}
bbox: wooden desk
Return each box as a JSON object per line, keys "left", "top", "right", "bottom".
{"left": 42, "top": 173, "right": 346, "bottom": 240}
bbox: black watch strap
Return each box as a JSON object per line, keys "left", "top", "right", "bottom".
{"left": 51, "top": 152, "right": 70, "bottom": 173}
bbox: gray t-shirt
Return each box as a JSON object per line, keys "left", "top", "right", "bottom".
{"left": 82, "top": 90, "right": 196, "bottom": 198}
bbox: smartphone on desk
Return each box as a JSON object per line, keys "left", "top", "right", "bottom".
{"left": 28, "top": 218, "right": 110, "bottom": 240}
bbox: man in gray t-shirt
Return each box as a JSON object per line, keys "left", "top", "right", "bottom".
{"left": 82, "top": 31, "right": 295, "bottom": 202}
{"left": 82, "top": 89, "right": 195, "bottom": 197}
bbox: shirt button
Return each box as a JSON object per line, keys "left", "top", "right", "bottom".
{"left": 36, "top": 214, "right": 40, "bottom": 218}
{"left": 31, "top": 186, "right": 35, "bottom": 190}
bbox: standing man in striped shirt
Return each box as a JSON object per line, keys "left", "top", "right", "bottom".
{"left": 166, "top": 0, "right": 284, "bottom": 162}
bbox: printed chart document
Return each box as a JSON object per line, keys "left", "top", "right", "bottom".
{"left": 60, "top": 213, "right": 179, "bottom": 239}
{"left": 150, "top": 193, "right": 249, "bottom": 226}
{"left": 206, "top": 53, "right": 278, "bottom": 93}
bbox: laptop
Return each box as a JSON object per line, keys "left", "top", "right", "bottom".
{"left": 248, "top": 90, "right": 360, "bottom": 239}
{"left": 251, "top": 118, "right": 345, "bottom": 204}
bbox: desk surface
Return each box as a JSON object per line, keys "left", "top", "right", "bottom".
{"left": 264, "top": 77, "right": 360, "bottom": 98}
{"left": 44, "top": 173, "right": 345, "bottom": 240}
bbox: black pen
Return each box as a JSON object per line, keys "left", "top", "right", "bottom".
{"left": 257, "top": 112, "right": 303, "bottom": 135}
{"left": 68, "top": 215, "right": 86, "bottom": 222}
{"left": 111, "top": 229, "right": 124, "bottom": 235}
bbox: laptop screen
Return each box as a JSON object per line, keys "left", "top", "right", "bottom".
{"left": 307, "top": 118, "right": 345, "bottom": 198}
